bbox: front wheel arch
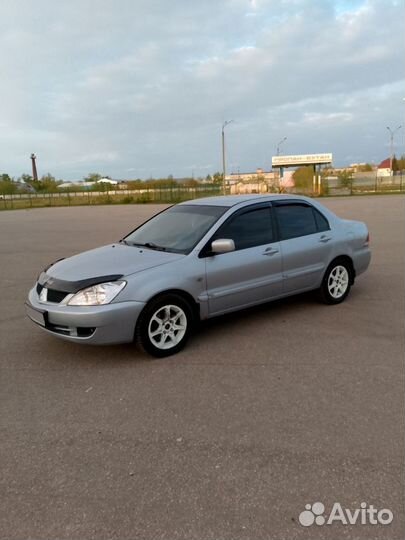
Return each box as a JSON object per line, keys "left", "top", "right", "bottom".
{"left": 144, "top": 289, "right": 200, "bottom": 322}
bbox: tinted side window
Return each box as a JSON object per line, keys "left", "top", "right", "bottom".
{"left": 314, "top": 209, "right": 330, "bottom": 232}
{"left": 214, "top": 207, "right": 274, "bottom": 250}
{"left": 275, "top": 204, "right": 317, "bottom": 240}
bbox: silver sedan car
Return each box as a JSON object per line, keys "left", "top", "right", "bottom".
{"left": 26, "top": 194, "right": 371, "bottom": 357}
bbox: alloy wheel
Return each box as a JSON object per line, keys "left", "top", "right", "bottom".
{"left": 327, "top": 265, "right": 349, "bottom": 299}
{"left": 147, "top": 304, "right": 187, "bottom": 350}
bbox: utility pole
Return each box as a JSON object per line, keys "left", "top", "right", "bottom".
{"left": 386, "top": 126, "right": 401, "bottom": 176}
{"left": 30, "top": 153, "right": 38, "bottom": 181}
{"left": 222, "top": 120, "right": 233, "bottom": 195}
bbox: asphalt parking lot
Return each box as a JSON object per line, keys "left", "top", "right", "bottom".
{"left": 0, "top": 195, "right": 404, "bottom": 540}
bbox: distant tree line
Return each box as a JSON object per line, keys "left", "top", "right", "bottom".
{"left": 0, "top": 171, "right": 225, "bottom": 194}
{"left": 0, "top": 173, "right": 62, "bottom": 194}
{"left": 392, "top": 155, "right": 405, "bottom": 171}
{"left": 292, "top": 156, "right": 405, "bottom": 193}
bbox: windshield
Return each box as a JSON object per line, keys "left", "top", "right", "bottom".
{"left": 123, "top": 204, "right": 227, "bottom": 254}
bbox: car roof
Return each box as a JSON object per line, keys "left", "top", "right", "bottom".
{"left": 179, "top": 193, "right": 313, "bottom": 208}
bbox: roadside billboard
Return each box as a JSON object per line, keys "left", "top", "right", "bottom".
{"left": 272, "top": 153, "right": 333, "bottom": 167}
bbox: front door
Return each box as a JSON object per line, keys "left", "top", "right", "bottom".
{"left": 204, "top": 205, "right": 283, "bottom": 315}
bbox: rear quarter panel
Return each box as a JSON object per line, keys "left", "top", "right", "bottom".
{"left": 337, "top": 219, "right": 371, "bottom": 276}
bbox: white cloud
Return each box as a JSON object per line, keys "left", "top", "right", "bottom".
{"left": 288, "top": 112, "right": 354, "bottom": 127}
{"left": 0, "top": 0, "right": 404, "bottom": 179}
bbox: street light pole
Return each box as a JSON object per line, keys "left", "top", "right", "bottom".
{"left": 276, "top": 137, "right": 287, "bottom": 156}
{"left": 276, "top": 137, "right": 287, "bottom": 188}
{"left": 222, "top": 120, "right": 233, "bottom": 195}
{"left": 386, "top": 125, "right": 402, "bottom": 176}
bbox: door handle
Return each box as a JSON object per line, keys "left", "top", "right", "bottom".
{"left": 319, "top": 235, "right": 332, "bottom": 243}
{"left": 263, "top": 247, "right": 279, "bottom": 256}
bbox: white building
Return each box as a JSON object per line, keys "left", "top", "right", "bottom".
{"left": 377, "top": 158, "right": 391, "bottom": 177}
{"left": 97, "top": 178, "right": 118, "bottom": 185}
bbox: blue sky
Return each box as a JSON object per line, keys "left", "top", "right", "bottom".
{"left": 0, "top": 0, "right": 404, "bottom": 180}
{"left": 335, "top": 0, "right": 365, "bottom": 13}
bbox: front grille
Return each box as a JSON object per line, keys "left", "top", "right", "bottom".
{"left": 47, "top": 323, "right": 71, "bottom": 336}
{"left": 46, "top": 323, "right": 96, "bottom": 338}
{"left": 47, "top": 289, "right": 68, "bottom": 303}
{"left": 36, "top": 282, "right": 68, "bottom": 304}
{"left": 77, "top": 327, "right": 96, "bottom": 337}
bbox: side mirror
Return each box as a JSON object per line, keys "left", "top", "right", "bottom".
{"left": 211, "top": 238, "right": 235, "bottom": 254}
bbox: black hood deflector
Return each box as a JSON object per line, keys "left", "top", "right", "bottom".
{"left": 38, "top": 272, "right": 124, "bottom": 293}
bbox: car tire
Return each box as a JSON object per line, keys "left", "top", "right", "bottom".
{"left": 318, "top": 259, "right": 352, "bottom": 305}
{"left": 135, "top": 293, "right": 194, "bottom": 357}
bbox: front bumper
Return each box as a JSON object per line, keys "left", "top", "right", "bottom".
{"left": 26, "top": 286, "right": 146, "bottom": 345}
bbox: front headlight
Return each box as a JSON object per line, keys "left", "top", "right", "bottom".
{"left": 67, "top": 281, "right": 126, "bottom": 306}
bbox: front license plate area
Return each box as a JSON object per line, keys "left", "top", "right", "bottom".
{"left": 25, "top": 303, "right": 46, "bottom": 327}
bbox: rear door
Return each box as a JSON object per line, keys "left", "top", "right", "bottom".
{"left": 202, "top": 203, "right": 283, "bottom": 315}
{"left": 273, "top": 201, "right": 334, "bottom": 293}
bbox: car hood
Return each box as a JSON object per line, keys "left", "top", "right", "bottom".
{"left": 45, "top": 243, "right": 185, "bottom": 282}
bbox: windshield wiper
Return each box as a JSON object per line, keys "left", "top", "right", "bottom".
{"left": 120, "top": 240, "right": 166, "bottom": 251}
{"left": 142, "top": 242, "right": 167, "bottom": 251}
